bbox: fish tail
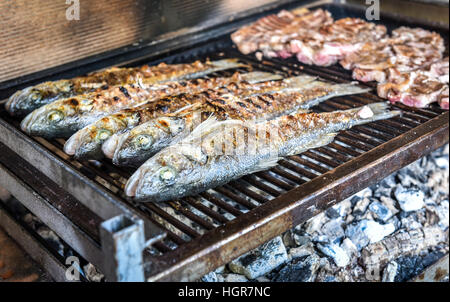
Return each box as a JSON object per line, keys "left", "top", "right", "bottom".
{"left": 5, "top": 87, "right": 33, "bottom": 116}
{"left": 239, "top": 71, "right": 283, "bottom": 83}
{"left": 329, "top": 83, "right": 371, "bottom": 98}
{"left": 284, "top": 75, "right": 317, "bottom": 88}
{"left": 297, "top": 82, "right": 370, "bottom": 109}
{"left": 210, "top": 58, "right": 248, "bottom": 70}
{"left": 348, "top": 102, "right": 401, "bottom": 126}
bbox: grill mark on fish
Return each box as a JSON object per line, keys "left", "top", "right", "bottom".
{"left": 126, "top": 103, "right": 400, "bottom": 202}
{"left": 7, "top": 59, "right": 245, "bottom": 116}
{"left": 119, "top": 86, "right": 131, "bottom": 98}
{"left": 109, "top": 80, "right": 369, "bottom": 166}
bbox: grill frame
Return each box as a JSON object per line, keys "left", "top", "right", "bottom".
{"left": 0, "top": 1, "right": 448, "bottom": 281}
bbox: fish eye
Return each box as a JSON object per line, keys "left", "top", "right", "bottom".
{"left": 47, "top": 110, "right": 64, "bottom": 123}
{"left": 134, "top": 134, "right": 153, "bottom": 150}
{"left": 159, "top": 166, "right": 177, "bottom": 183}
{"left": 96, "top": 129, "right": 112, "bottom": 141}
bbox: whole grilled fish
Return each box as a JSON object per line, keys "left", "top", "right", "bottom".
{"left": 20, "top": 70, "right": 279, "bottom": 139}
{"left": 125, "top": 103, "right": 400, "bottom": 202}
{"left": 105, "top": 81, "right": 369, "bottom": 167}
{"left": 63, "top": 75, "right": 319, "bottom": 159}
{"left": 7, "top": 59, "right": 244, "bottom": 117}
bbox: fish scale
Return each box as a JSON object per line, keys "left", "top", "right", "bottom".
{"left": 63, "top": 75, "right": 321, "bottom": 159}
{"left": 7, "top": 59, "right": 246, "bottom": 117}
{"left": 104, "top": 80, "right": 369, "bottom": 167}
{"left": 125, "top": 103, "right": 401, "bottom": 202}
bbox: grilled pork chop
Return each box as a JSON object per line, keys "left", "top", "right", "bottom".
{"left": 377, "top": 57, "right": 449, "bottom": 108}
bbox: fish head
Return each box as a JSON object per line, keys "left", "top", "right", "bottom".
{"left": 125, "top": 143, "right": 208, "bottom": 202}
{"left": 6, "top": 87, "right": 46, "bottom": 117}
{"left": 20, "top": 97, "right": 92, "bottom": 138}
{"left": 111, "top": 117, "right": 186, "bottom": 166}
{"left": 65, "top": 115, "right": 128, "bottom": 160}
{"left": 6, "top": 80, "right": 73, "bottom": 116}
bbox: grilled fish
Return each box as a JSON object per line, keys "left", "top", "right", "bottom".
{"left": 6, "top": 59, "right": 245, "bottom": 117}
{"left": 64, "top": 75, "right": 318, "bottom": 159}
{"left": 20, "top": 70, "right": 279, "bottom": 139}
{"left": 106, "top": 81, "right": 369, "bottom": 167}
{"left": 125, "top": 103, "right": 400, "bottom": 202}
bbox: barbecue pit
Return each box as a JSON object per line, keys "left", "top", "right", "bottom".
{"left": 0, "top": 0, "right": 448, "bottom": 281}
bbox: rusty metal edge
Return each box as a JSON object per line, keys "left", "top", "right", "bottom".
{"left": 0, "top": 205, "right": 68, "bottom": 282}
{"left": 0, "top": 160, "right": 104, "bottom": 269}
{"left": 147, "top": 112, "right": 449, "bottom": 281}
{"left": 0, "top": 116, "right": 166, "bottom": 241}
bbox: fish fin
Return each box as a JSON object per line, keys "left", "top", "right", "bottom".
{"left": 350, "top": 102, "right": 401, "bottom": 126}
{"left": 239, "top": 72, "right": 283, "bottom": 83}
{"left": 246, "top": 155, "right": 281, "bottom": 174}
{"left": 297, "top": 82, "right": 371, "bottom": 109}
{"left": 285, "top": 133, "right": 338, "bottom": 156}
{"left": 185, "top": 115, "right": 243, "bottom": 142}
{"left": 210, "top": 58, "right": 248, "bottom": 70}
{"left": 284, "top": 75, "right": 317, "bottom": 87}
{"left": 329, "top": 83, "right": 371, "bottom": 98}
{"left": 171, "top": 103, "right": 203, "bottom": 115}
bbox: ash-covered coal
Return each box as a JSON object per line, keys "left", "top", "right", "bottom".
{"left": 201, "top": 144, "right": 449, "bottom": 282}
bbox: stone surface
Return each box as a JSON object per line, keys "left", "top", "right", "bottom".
{"left": 201, "top": 271, "right": 219, "bottom": 282}
{"left": 293, "top": 234, "right": 311, "bottom": 246}
{"left": 434, "top": 157, "right": 449, "bottom": 169}
{"left": 379, "top": 196, "right": 400, "bottom": 216}
{"left": 436, "top": 200, "right": 449, "bottom": 229}
{"left": 401, "top": 214, "right": 423, "bottom": 230}
{"left": 353, "top": 187, "right": 373, "bottom": 199}
{"left": 224, "top": 273, "right": 248, "bottom": 282}
{"left": 353, "top": 198, "right": 371, "bottom": 217}
{"left": 228, "top": 236, "right": 288, "bottom": 279}
{"left": 282, "top": 231, "right": 296, "bottom": 248}
{"left": 341, "top": 238, "right": 358, "bottom": 258}
{"left": 317, "top": 243, "right": 350, "bottom": 267}
{"left": 320, "top": 219, "right": 345, "bottom": 244}
{"left": 288, "top": 243, "right": 315, "bottom": 260}
{"left": 382, "top": 261, "right": 398, "bottom": 282}
{"left": 274, "top": 255, "right": 320, "bottom": 282}
{"left": 345, "top": 220, "right": 395, "bottom": 250}
{"left": 304, "top": 212, "right": 328, "bottom": 235}
{"left": 394, "top": 186, "right": 425, "bottom": 212}
{"left": 369, "top": 201, "right": 393, "bottom": 222}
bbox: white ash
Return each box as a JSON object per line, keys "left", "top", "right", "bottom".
{"left": 382, "top": 261, "right": 398, "bottom": 282}
{"left": 228, "top": 236, "right": 288, "bottom": 279}
{"left": 201, "top": 144, "right": 449, "bottom": 282}
{"left": 224, "top": 273, "right": 248, "bottom": 282}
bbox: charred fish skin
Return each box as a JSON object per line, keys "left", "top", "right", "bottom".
{"left": 21, "top": 69, "right": 282, "bottom": 140}
{"left": 109, "top": 116, "right": 189, "bottom": 167}
{"left": 109, "top": 81, "right": 369, "bottom": 167}
{"left": 5, "top": 80, "right": 75, "bottom": 117}
{"left": 6, "top": 59, "right": 246, "bottom": 117}
{"left": 126, "top": 103, "right": 400, "bottom": 202}
{"left": 62, "top": 74, "right": 317, "bottom": 159}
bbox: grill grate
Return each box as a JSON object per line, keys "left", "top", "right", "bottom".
{"left": 2, "top": 46, "right": 447, "bottom": 252}
{"left": 0, "top": 2, "right": 448, "bottom": 281}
